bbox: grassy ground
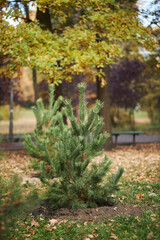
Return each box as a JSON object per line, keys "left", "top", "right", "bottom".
{"left": 0, "top": 144, "right": 159, "bottom": 239}
{"left": 11, "top": 208, "right": 160, "bottom": 240}
{"left": 8, "top": 179, "right": 160, "bottom": 240}
{"left": 134, "top": 111, "right": 149, "bottom": 118}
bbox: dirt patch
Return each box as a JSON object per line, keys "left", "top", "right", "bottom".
{"left": 32, "top": 200, "right": 157, "bottom": 222}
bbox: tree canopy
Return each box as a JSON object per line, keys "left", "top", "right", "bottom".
{"left": 0, "top": 0, "right": 155, "bottom": 84}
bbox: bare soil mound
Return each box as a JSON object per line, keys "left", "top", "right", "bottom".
{"left": 32, "top": 200, "right": 156, "bottom": 222}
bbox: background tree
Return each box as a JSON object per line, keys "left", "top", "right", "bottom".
{"left": 141, "top": 28, "right": 160, "bottom": 123}
{"left": 138, "top": 0, "right": 160, "bottom": 123}
{"left": 110, "top": 58, "right": 145, "bottom": 127}
{"left": 0, "top": 75, "right": 21, "bottom": 106}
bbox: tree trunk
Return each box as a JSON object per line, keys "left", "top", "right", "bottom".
{"left": 97, "top": 66, "right": 114, "bottom": 150}
{"left": 129, "top": 108, "right": 135, "bottom": 129}
{"left": 36, "top": 7, "right": 52, "bottom": 32}
{"left": 32, "top": 67, "right": 38, "bottom": 103}
{"left": 24, "top": 3, "right": 30, "bottom": 21}
{"left": 36, "top": 7, "right": 63, "bottom": 99}
{"left": 54, "top": 83, "right": 63, "bottom": 101}
{"left": 9, "top": 78, "right": 13, "bottom": 141}
{"left": 23, "top": 3, "right": 39, "bottom": 103}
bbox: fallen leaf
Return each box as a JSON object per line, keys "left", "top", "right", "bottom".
{"left": 88, "top": 234, "right": 94, "bottom": 239}
{"left": 110, "top": 233, "right": 118, "bottom": 239}
{"left": 136, "top": 193, "right": 145, "bottom": 199}
{"left": 30, "top": 229, "right": 36, "bottom": 235}
{"left": 49, "top": 219, "right": 59, "bottom": 226}
{"left": 147, "top": 232, "right": 153, "bottom": 239}
{"left": 149, "top": 193, "right": 157, "bottom": 197}
{"left": 31, "top": 219, "right": 39, "bottom": 227}
{"left": 135, "top": 216, "right": 140, "bottom": 222}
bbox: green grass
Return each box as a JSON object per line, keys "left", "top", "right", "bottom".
{"left": 116, "top": 180, "right": 160, "bottom": 206}
{"left": 10, "top": 209, "right": 160, "bottom": 240}
{"left": 1, "top": 108, "right": 159, "bottom": 135}
{"left": 18, "top": 109, "right": 35, "bottom": 118}
{"left": 134, "top": 111, "right": 149, "bottom": 118}
{"left": 6, "top": 180, "right": 160, "bottom": 240}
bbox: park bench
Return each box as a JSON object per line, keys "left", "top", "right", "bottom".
{"left": 112, "top": 131, "right": 144, "bottom": 147}
{"left": 1, "top": 134, "right": 32, "bottom": 142}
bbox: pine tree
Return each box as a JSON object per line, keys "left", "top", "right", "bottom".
{"left": 47, "top": 83, "right": 124, "bottom": 209}
{"left": 23, "top": 84, "right": 65, "bottom": 180}
{"left": 24, "top": 83, "right": 124, "bottom": 208}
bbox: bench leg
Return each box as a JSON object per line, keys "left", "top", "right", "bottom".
{"left": 115, "top": 136, "right": 118, "bottom": 147}
{"left": 133, "top": 135, "right": 136, "bottom": 145}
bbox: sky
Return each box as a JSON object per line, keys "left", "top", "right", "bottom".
{"left": 5, "top": 0, "right": 158, "bottom": 27}
{"left": 138, "top": 0, "right": 159, "bottom": 27}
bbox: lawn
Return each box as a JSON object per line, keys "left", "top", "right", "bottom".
{"left": 0, "top": 143, "right": 159, "bottom": 239}
{"left": 134, "top": 110, "right": 149, "bottom": 119}
{"left": 0, "top": 108, "right": 160, "bottom": 135}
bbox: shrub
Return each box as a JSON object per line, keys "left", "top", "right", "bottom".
{"left": 47, "top": 83, "right": 124, "bottom": 209}
{"left": 24, "top": 83, "right": 124, "bottom": 209}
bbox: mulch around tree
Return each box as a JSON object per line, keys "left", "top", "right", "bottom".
{"left": 32, "top": 200, "right": 157, "bottom": 222}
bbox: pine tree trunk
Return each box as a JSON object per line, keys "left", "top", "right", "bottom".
{"left": 97, "top": 66, "right": 114, "bottom": 150}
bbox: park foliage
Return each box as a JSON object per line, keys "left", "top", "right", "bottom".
{"left": 0, "top": 0, "right": 155, "bottom": 84}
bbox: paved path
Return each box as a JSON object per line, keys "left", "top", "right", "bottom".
{"left": 0, "top": 135, "right": 159, "bottom": 151}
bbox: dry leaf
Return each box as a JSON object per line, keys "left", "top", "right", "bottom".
{"left": 30, "top": 229, "right": 36, "bottom": 235}
{"left": 88, "top": 234, "right": 94, "bottom": 239}
{"left": 110, "top": 233, "right": 118, "bottom": 239}
{"left": 147, "top": 232, "right": 153, "bottom": 239}
{"left": 136, "top": 193, "right": 145, "bottom": 199}
{"left": 31, "top": 219, "right": 39, "bottom": 227}
{"left": 49, "top": 219, "right": 59, "bottom": 226}
{"left": 135, "top": 216, "right": 140, "bottom": 222}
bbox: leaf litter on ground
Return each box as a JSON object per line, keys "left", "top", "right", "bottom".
{"left": 0, "top": 143, "right": 159, "bottom": 229}
{"left": 0, "top": 143, "right": 159, "bottom": 183}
